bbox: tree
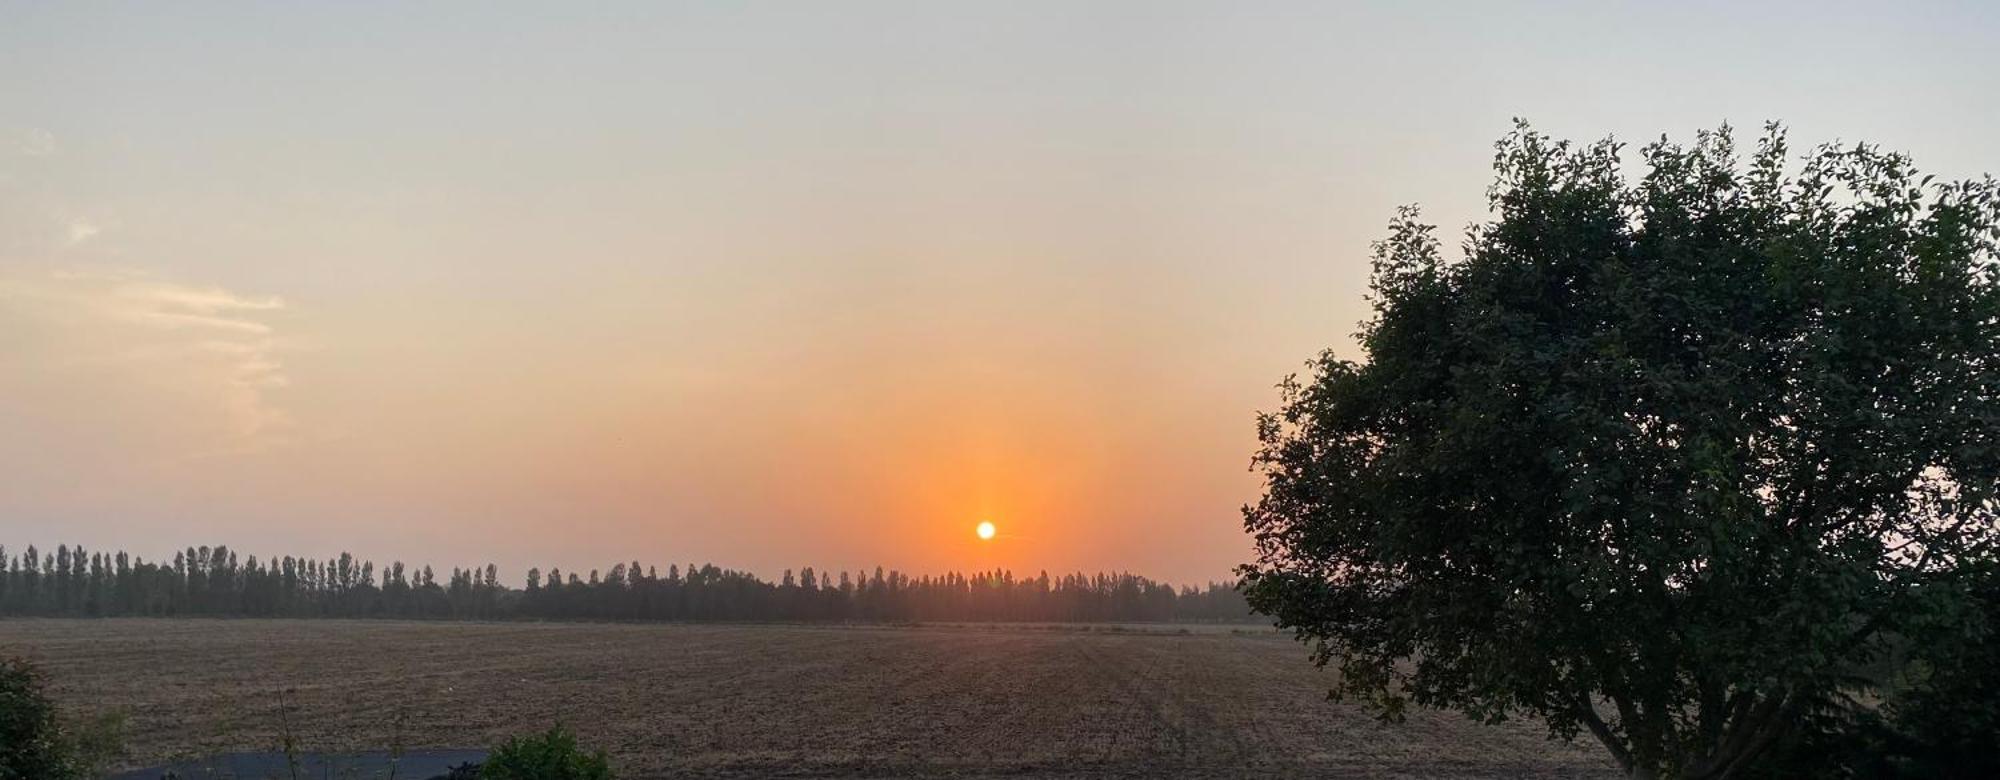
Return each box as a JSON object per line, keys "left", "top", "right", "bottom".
{"left": 1240, "top": 122, "right": 2000, "bottom": 779}
{"left": 1867, "top": 561, "right": 2000, "bottom": 777}
{"left": 0, "top": 657, "right": 78, "bottom": 780}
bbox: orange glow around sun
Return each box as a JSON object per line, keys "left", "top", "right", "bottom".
{"left": 976, "top": 520, "right": 997, "bottom": 540}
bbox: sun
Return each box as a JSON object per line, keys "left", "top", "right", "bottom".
{"left": 975, "top": 520, "right": 997, "bottom": 540}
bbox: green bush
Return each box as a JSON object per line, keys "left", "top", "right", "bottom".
{"left": 480, "top": 724, "right": 612, "bottom": 780}
{"left": 0, "top": 656, "right": 77, "bottom": 780}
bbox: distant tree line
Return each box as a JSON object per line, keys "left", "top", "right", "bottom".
{"left": 0, "top": 543, "right": 1253, "bottom": 623}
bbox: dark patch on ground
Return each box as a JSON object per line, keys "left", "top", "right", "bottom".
{"left": 109, "top": 749, "right": 485, "bottom": 780}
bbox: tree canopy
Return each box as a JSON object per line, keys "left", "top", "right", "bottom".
{"left": 1241, "top": 122, "right": 1999, "bottom": 779}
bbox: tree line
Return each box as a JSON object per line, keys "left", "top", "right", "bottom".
{"left": 0, "top": 543, "right": 1253, "bottom": 623}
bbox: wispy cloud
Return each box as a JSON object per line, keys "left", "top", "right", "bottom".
{"left": 0, "top": 268, "right": 296, "bottom": 448}
{"left": 12, "top": 127, "right": 56, "bottom": 157}
{"left": 94, "top": 276, "right": 285, "bottom": 335}
{"left": 63, "top": 218, "right": 100, "bottom": 246}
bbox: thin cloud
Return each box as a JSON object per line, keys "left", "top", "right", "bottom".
{"left": 0, "top": 268, "right": 297, "bottom": 448}
{"left": 13, "top": 127, "right": 55, "bottom": 157}
{"left": 63, "top": 218, "right": 100, "bottom": 246}
{"left": 38, "top": 270, "right": 288, "bottom": 335}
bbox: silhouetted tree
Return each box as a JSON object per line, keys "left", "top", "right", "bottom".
{"left": 1242, "top": 123, "right": 2000, "bottom": 778}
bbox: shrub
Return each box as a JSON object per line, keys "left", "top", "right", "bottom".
{"left": 0, "top": 656, "right": 77, "bottom": 780}
{"left": 480, "top": 724, "right": 612, "bottom": 780}
{"left": 65, "top": 708, "right": 128, "bottom": 779}
{"left": 433, "top": 762, "right": 482, "bottom": 780}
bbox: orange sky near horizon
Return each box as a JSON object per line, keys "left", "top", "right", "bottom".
{"left": 3, "top": 2, "right": 1997, "bottom": 584}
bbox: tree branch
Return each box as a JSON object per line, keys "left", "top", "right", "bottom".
{"left": 1689, "top": 689, "right": 1789, "bottom": 779}
{"left": 1573, "top": 694, "right": 1635, "bottom": 773}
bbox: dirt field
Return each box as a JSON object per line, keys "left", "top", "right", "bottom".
{"left": 2, "top": 619, "right": 1617, "bottom": 778}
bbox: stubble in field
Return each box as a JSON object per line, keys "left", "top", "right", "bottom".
{"left": 3, "top": 619, "right": 1616, "bottom": 778}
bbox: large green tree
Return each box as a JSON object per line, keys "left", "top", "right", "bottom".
{"left": 1241, "top": 123, "right": 1999, "bottom": 779}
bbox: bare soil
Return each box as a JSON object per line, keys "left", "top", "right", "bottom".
{"left": 2, "top": 619, "right": 1617, "bottom": 778}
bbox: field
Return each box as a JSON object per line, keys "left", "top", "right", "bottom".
{"left": 3, "top": 619, "right": 1617, "bottom": 779}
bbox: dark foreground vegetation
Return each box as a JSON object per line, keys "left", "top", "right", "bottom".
{"left": 480, "top": 726, "right": 612, "bottom": 780}
{"left": 1, "top": 657, "right": 123, "bottom": 780}
{"left": 0, "top": 542, "right": 1249, "bottom": 623}
{"left": 5, "top": 653, "right": 611, "bottom": 779}
{"left": 1243, "top": 122, "right": 2000, "bottom": 778}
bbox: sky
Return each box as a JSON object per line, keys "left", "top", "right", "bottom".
{"left": 3, "top": 1, "right": 1997, "bottom": 584}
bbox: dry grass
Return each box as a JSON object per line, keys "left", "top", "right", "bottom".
{"left": 2, "top": 619, "right": 1617, "bottom": 778}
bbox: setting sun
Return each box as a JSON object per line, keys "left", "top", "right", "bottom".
{"left": 976, "top": 521, "right": 997, "bottom": 540}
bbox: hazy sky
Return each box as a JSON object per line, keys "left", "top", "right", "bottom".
{"left": 4, "top": 1, "right": 1997, "bottom": 583}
